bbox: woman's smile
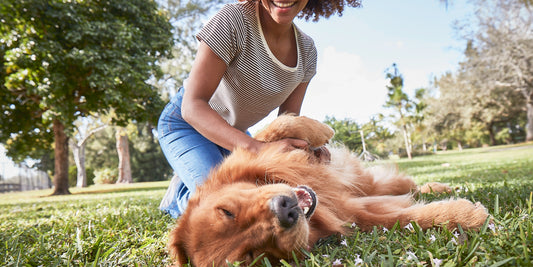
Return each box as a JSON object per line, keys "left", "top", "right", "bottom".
{"left": 272, "top": 1, "right": 297, "bottom": 8}
{"left": 261, "top": 0, "right": 309, "bottom": 25}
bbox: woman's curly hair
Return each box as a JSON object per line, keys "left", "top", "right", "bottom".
{"left": 301, "top": 0, "right": 362, "bottom": 21}
{"left": 241, "top": 0, "right": 362, "bottom": 21}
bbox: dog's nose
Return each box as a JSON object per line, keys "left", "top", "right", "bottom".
{"left": 270, "top": 195, "right": 300, "bottom": 228}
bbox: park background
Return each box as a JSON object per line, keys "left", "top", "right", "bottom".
{"left": 1, "top": 0, "right": 531, "bottom": 191}
{"left": 1, "top": 0, "right": 533, "bottom": 266}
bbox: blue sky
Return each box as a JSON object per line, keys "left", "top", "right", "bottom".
{"left": 251, "top": 0, "right": 474, "bottom": 132}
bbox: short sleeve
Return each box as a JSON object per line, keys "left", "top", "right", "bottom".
{"left": 196, "top": 5, "right": 245, "bottom": 66}
{"left": 302, "top": 39, "right": 317, "bottom": 83}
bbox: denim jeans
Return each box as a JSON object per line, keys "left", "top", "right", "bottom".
{"left": 157, "top": 88, "right": 230, "bottom": 218}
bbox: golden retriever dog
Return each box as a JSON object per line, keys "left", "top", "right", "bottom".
{"left": 168, "top": 115, "right": 489, "bottom": 266}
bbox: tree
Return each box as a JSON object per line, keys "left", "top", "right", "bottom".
{"left": 70, "top": 116, "right": 107, "bottom": 187}
{"left": 115, "top": 127, "right": 132, "bottom": 184}
{"left": 411, "top": 88, "right": 430, "bottom": 151}
{"left": 323, "top": 116, "right": 363, "bottom": 153}
{"left": 129, "top": 122, "right": 173, "bottom": 182}
{"left": 0, "top": 0, "right": 173, "bottom": 194}
{"left": 383, "top": 63, "right": 414, "bottom": 159}
{"left": 426, "top": 72, "right": 478, "bottom": 149}
{"left": 452, "top": 0, "right": 532, "bottom": 143}
{"left": 155, "top": 0, "right": 227, "bottom": 98}
{"left": 359, "top": 115, "right": 394, "bottom": 159}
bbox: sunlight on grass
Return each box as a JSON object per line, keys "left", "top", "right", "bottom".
{"left": 1, "top": 144, "right": 532, "bottom": 266}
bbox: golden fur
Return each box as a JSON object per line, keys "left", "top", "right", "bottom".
{"left": 168, "top": 115, "right": 489, "bottom": 266}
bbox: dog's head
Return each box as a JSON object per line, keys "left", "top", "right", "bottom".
{"left": 168, "top": 148, "right": 318, "bottom": 266}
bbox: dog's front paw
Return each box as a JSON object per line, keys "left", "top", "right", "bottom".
{"left": 255, "top": 115, "right": 334, "bottom": 147}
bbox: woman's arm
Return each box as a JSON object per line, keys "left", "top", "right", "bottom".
{"left": 278, "top": 82, "right": 309, "bottom": 116}
{"left": 182, "top": 41, "right": 308, "bottom": 153}
{"left": 181, "top": 41, "right": 260, "bottom": 152}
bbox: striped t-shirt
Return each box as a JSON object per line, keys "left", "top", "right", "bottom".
{"left": 195, "top": 1, "right": 317, "bottom": 132}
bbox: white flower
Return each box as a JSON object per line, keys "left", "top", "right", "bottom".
{"left": 353, "top": 254, "right": 363, "bottom": 266}
{"left": 332, "top": 259, "right": 342, "bottom": 265}
{"left": 351, "top": 222, "right": 357, "bottom": 228}
{"left": 382, "top": 227, "right": 389, "bottom": 232}
{"left": 406, "top": 251, "right": 417, "bottom": 261}
{"left": 322, "top": 254, "right": 329, "bottom": 258}
{"left": 432, "top": 258, "right": 443, "bottom": 267}
{"left": 429, "top": 234, "right": 436, "bottom": 243}
{"left": 341, "top": 239, "right": 348, "bottom": 246}
{"left": 488, "top": 223, "right": 496, "bottom": 233}
{"left": 404, "top": 223, "right": 414, "bottom": 231}
{"left": 451, "top": 232, "right": 459, "bottom": 245}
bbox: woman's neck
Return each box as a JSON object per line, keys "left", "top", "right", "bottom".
{"left": 258, "top": 4, "right": 294, "bottom": 41}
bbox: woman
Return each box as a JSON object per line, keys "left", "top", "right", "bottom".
{"left": 158, "top": 0, "right": 361, "bottom": 218}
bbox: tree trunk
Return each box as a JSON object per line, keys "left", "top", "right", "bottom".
{"left": 72, "top": 124, "right": 107, "bottom": 188}
{"left": 527, "top": 100, "right": 533, "bottom": 142}
{"left": 401, "top": 125, "right": 412, "bottom": 159}
{"left": 116, "top": 128, "right": 132, "bottom": 184}
{"left": 51, "top": 119, "right": 71, "bottom": 195}
{"left": 73, "top": 144, "right": 87, "bottom": 188}
{"left": 488, "top": 122, "right": 497, "bottom": 145}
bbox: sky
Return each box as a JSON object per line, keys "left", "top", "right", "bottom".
{"left": 250, "top": 0, "right": 474, "bottom": 133}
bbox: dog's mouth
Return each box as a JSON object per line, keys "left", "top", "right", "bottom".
{"left": 292, "top": 186, "right": 317, "bottom": 219}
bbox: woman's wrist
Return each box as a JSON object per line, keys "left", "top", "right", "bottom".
{"left": 240, "top": 138, "right": 264, "bottom": 153}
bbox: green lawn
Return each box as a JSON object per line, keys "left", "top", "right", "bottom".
{"left": 1, "top": 143, "right": 532, "bottom": 266}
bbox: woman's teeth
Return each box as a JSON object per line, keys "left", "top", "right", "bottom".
{"left": 273, "top": 1, "right": 296, "bottom": 8}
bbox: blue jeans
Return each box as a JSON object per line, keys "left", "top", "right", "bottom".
{"left": 158, "top": 88, "right": 231, "bottom": 218}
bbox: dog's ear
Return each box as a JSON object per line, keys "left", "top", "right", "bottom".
{"left": 168, "top": 220, "right": 190, "bottom": 266}
{"left": 255, "top": 114, "right": 334, "bottom": 147}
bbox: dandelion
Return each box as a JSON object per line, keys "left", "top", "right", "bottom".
{"left": 429, "top": 234, "right": 436, "bottom": 243}
{"left": 432, "top": 258, "right": 443, "bottom": 267}
{"left": 341, "top": 239, "right": 348, "bottom": 246}
{"left": 332, "top": 259, "right": 342, "bottom": 265}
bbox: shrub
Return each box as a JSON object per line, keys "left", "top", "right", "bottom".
{"left": 69, "top": 166, "right": 96, "bottom": 186}
{"left": 93, "top": 168, "right": 118, "bottom": 184}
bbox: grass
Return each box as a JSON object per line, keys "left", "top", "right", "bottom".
{"left": 1, "top": 143, "right": 533, "bottom": 266}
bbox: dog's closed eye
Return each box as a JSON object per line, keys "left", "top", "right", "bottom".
{"left": 218, "top": 208, "right": 235, "bottom": 219}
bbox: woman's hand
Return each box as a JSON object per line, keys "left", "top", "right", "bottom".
{"left": 248, "top": 138, "right": 309, "bottom": 154}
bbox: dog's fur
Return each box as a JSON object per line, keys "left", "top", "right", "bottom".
{"left": 168, "top": 115, "right": 489, "bottom": 266}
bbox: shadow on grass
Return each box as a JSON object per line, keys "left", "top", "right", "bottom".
{"left": 70, "top": 185, "right": 169, "bottom": 196}
{"left": 416, "top": 180, "right": 533, "bottom": 213}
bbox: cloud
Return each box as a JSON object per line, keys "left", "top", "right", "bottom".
{"left": 301, "top": 46, "right": 388, "bottom": 123}
{"left": 249, "top": 46, "right": 389, "bottom": 134}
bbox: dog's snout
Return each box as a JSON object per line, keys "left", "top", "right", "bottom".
{"left": 270, "top": 195, "right": 300, "bottom": 228}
